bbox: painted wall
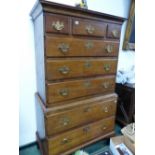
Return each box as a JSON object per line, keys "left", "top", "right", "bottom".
{"left": 19, "top": 0, "right": 133, "bottom": 146}
{"left": 19, "top": 0, "right": 37, "bottom": 146}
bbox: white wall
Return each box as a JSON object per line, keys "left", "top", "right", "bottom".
{"left": 19, "top": 0, "right": 133, "bottom": 146}
{"left": 19, "top": 0, "right": 37, "bottom": 146}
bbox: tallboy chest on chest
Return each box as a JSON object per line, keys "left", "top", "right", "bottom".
{"left": 31, "top": 1, "right": 124, "bottom": 155}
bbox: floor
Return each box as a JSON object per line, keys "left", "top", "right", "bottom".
{"left": 19, "top": 124, "right": 122, "bottom": 155}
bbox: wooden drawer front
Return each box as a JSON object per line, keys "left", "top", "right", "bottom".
{"left": 47, "top": 76, "right": 115, "bottom": 104}
{"left": 46, "top": 99, "right": 116, "bottom": 136}
{"left": 46, "top": 36, "right": 119, "bottom": 57}
{"left": 46, "top": 58, "right": 117, "bottom": 80}
{"left": 72, "top": 18, "right": 107, "bottom": 37}
{"left": 107, "top": 23, "right": 121, "bottom": 39}
{"left": 48, "top": 117, "right": 115, "bottom": 155}
{"left": 45, "top": 14, "right": 70, "bottom": 34}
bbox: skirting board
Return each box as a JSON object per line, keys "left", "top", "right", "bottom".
{"left": 19, "top": 141, "right": 37, "bottom": 151}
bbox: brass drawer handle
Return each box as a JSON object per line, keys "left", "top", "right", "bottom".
{"left": 105, "top": 44, "right": 114, "bottom": 53}
{"left": 59, "top": 88, "right": 69, "bottom": 97}
{"left": 83, "top": 107, "right": 91, "bottom": 113}
{"left": 86, "top": 25, "right": 95, "bottom": 34}
{"left": 52, "top": 21, "right": 64, "bottom": 31}
{"left": 112, "top": 29, "right": 119, "bottom": 38}
{"left": 101, "top": 126, "right": 107, "bottom": 131}
{"left": 85, "top": 41, "right": 94, "bottom": 49}
{"left": 84, "top": 81, "right": 91, "bottom": 87}
{"left": 103, "top": 107, "right": 109, "bottom": 113}
{"left": 61, "top": 138, "right": 71, "bottom": 144}
{"left": 102, "top": 82, "right": 110, "bottom": 89}
{"left": 58, "top": 43, "right": 70, "bottom": 54}
{"left": 60, "top": 117, "right": 70, "bottom": 126}
{"left": 83, "top": 126, "right": 91, "bottom": 133}
{"left": 58, "top": 66, "right": 70, "bottom": 75}
{"left": 104, "top": 64, "right": 111, "bottom": 72}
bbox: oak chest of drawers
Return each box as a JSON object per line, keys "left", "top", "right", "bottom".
{"left": 30, "top": 1, "right": 124, "bottom": 155}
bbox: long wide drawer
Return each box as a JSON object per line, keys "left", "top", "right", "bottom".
{"left": 45, "top": 36, "right": 119, "bottom": 57}
{"left": 45, "top": 95, "right": 117, "bottom": 136}
{"left": 46, "top": 58, "right": 117, "bottom": 80}
{"left": 47, "top": 76, "right": 115, "bottom": 104}
{"left": 47, "top": 116, "right": 115, "bottom": 155}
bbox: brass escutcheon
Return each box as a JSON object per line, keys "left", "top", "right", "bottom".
{"left": 84, "top": 61, "right": 92, "bottom": 68}
{"left": 83, "top": 126, "right": 91, "bottom": 133}
{"left": 84, "top": 81, "right": 91, "bottom": 87}
{"left": 52, "top": 21, "right": 64, "bottom": 31}
{"left": 85, "top": 41, "right": 94, "bottom": 49}
{"left": 102, "top": 82, "right": 110, "bottom": 89}
{"left": 83, "top": 107, "right": 91, "bottom": 113}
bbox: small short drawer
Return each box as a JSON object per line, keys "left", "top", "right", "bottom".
{"left": 107, "top": 23, "right": 121, "bottom": 39}
{"left": 45, "top": 95, "right": 117, "bottom": 136}
{"left": 72, "top": 18, "right": 107, "bottom": 37}
{"left": 47, "top": 117, "right": 115, "bottom": 155}
{"left": 47, "top": 76, "right": 115, "bottom": 104}
{"left": 45, "top": 14, "right": 70, "bottom": 34}
{"left": 45, "top": 36, "right": 119, "bottom": 57}
{"left": 46, "top": 58, "right": 117, "bottom": 80}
